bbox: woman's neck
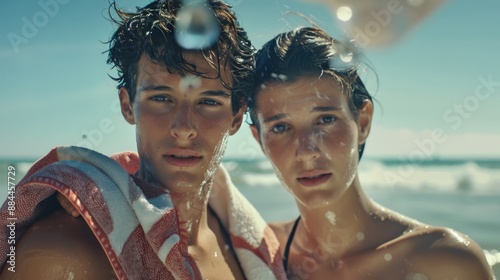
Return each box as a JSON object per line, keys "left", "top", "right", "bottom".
{"left": 293, "top": 176, "right": 382, "bottom": 261}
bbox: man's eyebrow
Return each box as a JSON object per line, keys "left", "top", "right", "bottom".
{"left": 139, "top": 85, "right": 172, "bottom": 92}
{"left": 201, "top": 90, "right": 231, "bottom": 98}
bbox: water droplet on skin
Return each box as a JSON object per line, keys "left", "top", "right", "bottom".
{"left": 384, "top": 253, "right": 392, "bottom": 261}
{"left": 325, "top": 211, "right": 336, "bottom": 225}
{"left": 356, "top": 232, "right": 365, "bottom": 241}
{"left": 405, "top": 272, "right": 429, "bottom": 280}
{"left": 214, "top": 251, "right": 218, "bottom": 257}
{"left": 174, "top": 1, "right": 220, "bottom": 50}
{"left": 179, "top": 75, "right": 202, "bottom": 92}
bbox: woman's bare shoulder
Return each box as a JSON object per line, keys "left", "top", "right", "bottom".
{"left": 394, "top": 225, "right": 494, "bottom": 279}
{"left": 0, "top": 210, "right": 116, "bottom": 280}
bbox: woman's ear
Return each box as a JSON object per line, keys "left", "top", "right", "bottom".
{"left": 119, "top": 88, "right": 135, "bottom": 125}
{"left": 250, "top": 125, "right": 267, "bottom": 155}
{"left": 250, "top": 125, "right": 260, "bottom": 144}
{"left": 357, "top": 100, "right": 373, "bottom": 145}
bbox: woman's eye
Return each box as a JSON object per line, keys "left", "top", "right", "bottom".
{"left": 200, "top": 99, "right": 222, "bottom": 106}
{"left": 270, "top": 124, "right": 289, "bottom": 134}
{"left": 318, "top": 115, "right": 336, "bottom": 125}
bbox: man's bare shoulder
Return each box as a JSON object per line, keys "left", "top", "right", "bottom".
{"left": 268, "top": 219, "right": 299, "bottom": 254}
{"left": 0, "top": 210, "right": 116, "bottom": 280}
{"left": 392, "top": 226, "right": 494, "bottom": 279}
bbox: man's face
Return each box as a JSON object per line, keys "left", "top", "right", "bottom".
{"left": 120, "top": 53, "right": 244, "bottom": 195}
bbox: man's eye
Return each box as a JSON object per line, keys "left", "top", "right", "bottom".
{"left": 270, "top": 124, "right": 289, "bottom": 134}
{"left": 318, "top": 115, "right": 336, "bottom": 125}
{"left": 150, "top": 95, "right": 170, "bottom": 102}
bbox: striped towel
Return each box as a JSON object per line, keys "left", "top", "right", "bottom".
{"left": 0, "top": 146, "right": 285, "bottom": 279}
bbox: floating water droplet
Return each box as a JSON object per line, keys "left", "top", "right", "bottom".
{"left": 336, "top": 6, "right": 353, "bottom": 22}
{"left": 340, "top": 52, "right": 353, "bottom": 63}
{"left": 175, "top": 1, "right": 220, "bottom": 50}
{"left": 328, "top": 41, "right": 359, "bottom": 71}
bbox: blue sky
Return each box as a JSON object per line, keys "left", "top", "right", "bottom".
{"left": 1, "top": 0, "right": 499, "bottom": 160}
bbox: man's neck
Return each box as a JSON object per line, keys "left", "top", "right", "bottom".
{"left": 170, "top": 180, "right": 214, "bottom": 245}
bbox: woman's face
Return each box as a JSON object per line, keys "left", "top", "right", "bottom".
{"left": 251, "top": 75, "right": 372, "bottom": 208}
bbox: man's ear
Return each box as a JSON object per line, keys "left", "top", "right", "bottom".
{"left": 357, "top": 100, "right": 373, "bottom": 145}
{"left": 228, "top": 105, "right": 246, "bottom": 135}
{"left": 119, "top": 87, "right": 135, "bottom": 125}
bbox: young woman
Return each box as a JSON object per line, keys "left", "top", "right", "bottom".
{"left": 248, "top": 26, "right": 494, "bottom": 279}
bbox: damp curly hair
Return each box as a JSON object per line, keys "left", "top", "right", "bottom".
{"left": 106, "top": 0, "right": 255, "bottom": 114}
{"left": 248, "top": 26, "right": 374, "bottom": 158}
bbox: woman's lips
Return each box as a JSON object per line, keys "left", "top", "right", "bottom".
{"left": 297, "top": 173, "right": 332, "bottom": 187}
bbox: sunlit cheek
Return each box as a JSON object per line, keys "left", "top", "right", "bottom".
{"left": 204, "top": 131, "right": 229, "bottom": 177}
{"left": 261, "top": 136, "right": 295, "bottom": 194}
{"left": 341, "top": 143, "right": 359, "bottom": 190}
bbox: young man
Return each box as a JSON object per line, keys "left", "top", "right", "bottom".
{"left": 0, "top": 1, "right": 284, "bottom": 279}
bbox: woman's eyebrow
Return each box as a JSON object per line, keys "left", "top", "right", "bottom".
{"left": 263, "top": 106, "right": 341, "bottom": 123}
{"left": 263, "top": 114, "right": 287, "bottom": 124}
{"left": 311, "top": 106, "right": 341, "bottom": 113}
{"left": 201, "top": 90, "right": 232, "bottom": 98}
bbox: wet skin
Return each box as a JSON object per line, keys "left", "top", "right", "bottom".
{"left": 251, "top": 75, "right": 494, "bottom": 279}
{"left": 3, "top": 53, "right": 247, "bottom": 280}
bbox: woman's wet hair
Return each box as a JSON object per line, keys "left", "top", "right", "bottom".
{"left": 248, "top": 26, "right": 374, "bottom": 158}
{"left": 106, "top": 0, "right": 255, "bottom": 114}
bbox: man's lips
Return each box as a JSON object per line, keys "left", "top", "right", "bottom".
{"left": 163, "top": 149, "right": 202, "bottom": 167}
{"left": 297, "top": 171, "right": 332, "bottom": 187}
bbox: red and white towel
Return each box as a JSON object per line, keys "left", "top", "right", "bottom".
{"left": 0, "top": 146, "right": 285, "bottom": 279}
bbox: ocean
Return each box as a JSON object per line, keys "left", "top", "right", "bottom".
{"left": 1, "top": 157, "right": 499, "bottom": 277}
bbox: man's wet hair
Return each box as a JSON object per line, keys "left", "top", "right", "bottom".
{"left": 107, "top": 0, "right": 255, "bottom": 114}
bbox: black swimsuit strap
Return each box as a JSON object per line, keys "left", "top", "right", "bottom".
{"left": 283, "top": 216, "right": 301, "bottom": 272}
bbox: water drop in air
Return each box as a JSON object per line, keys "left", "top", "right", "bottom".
{"left": 175, "top": 0, "right": 220, "bottom": 50}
